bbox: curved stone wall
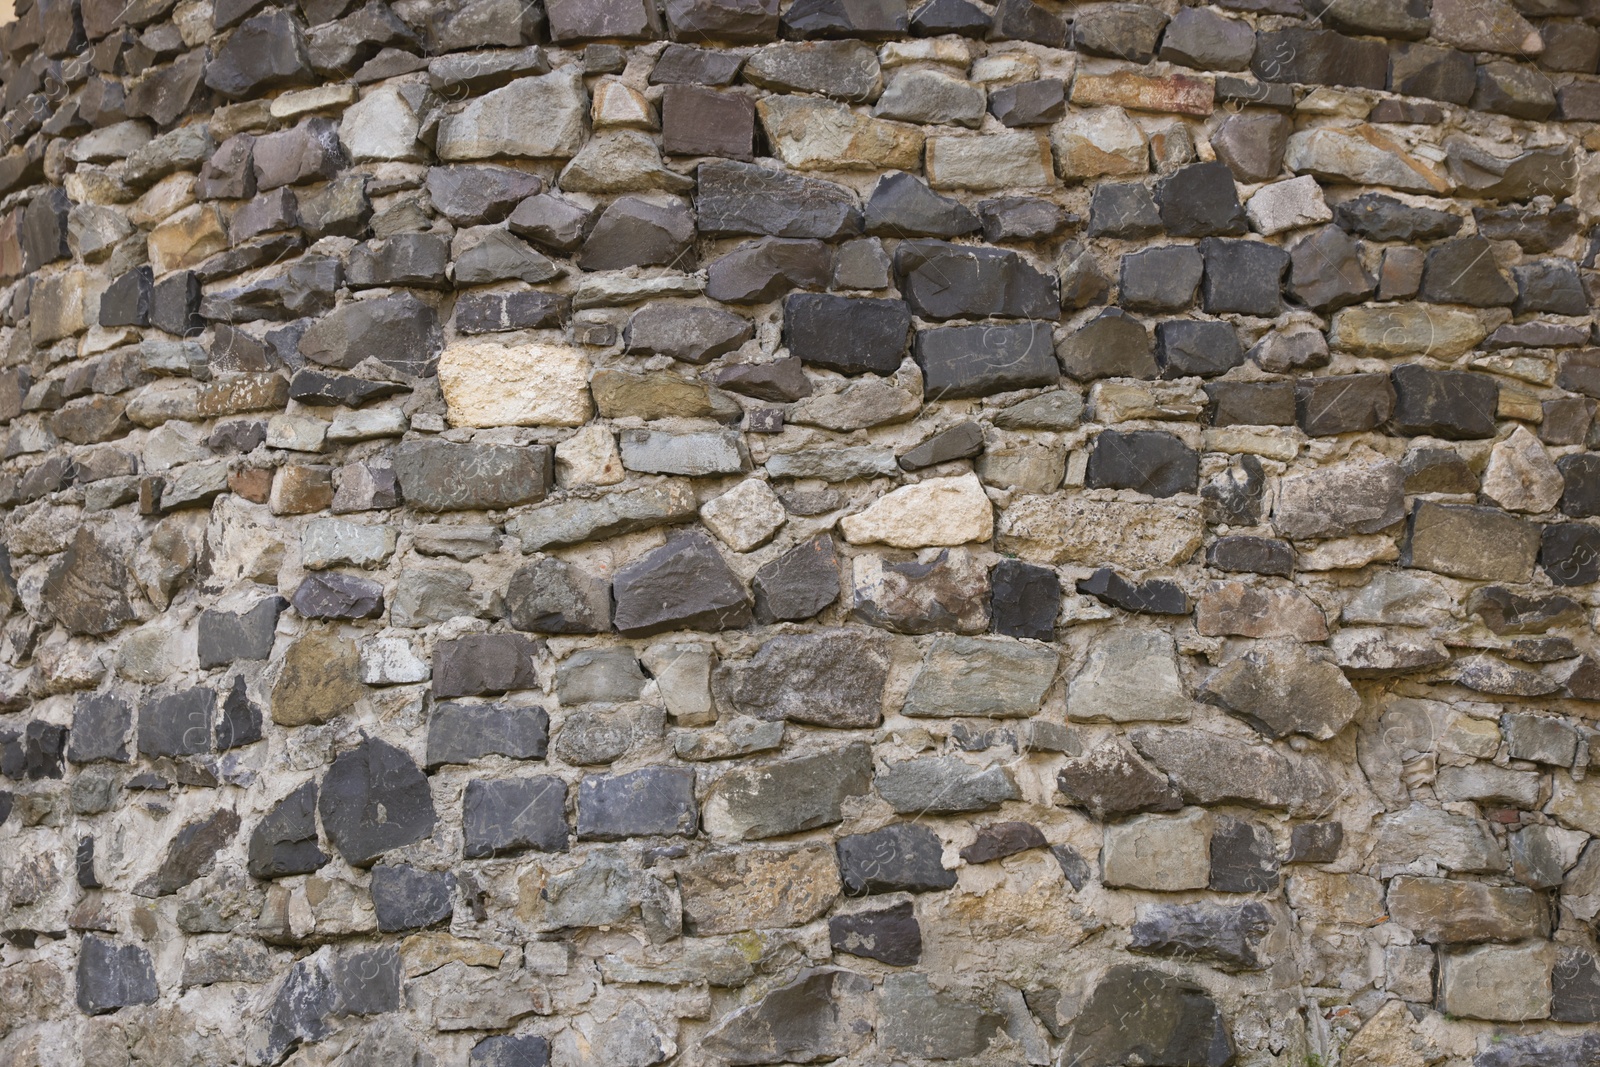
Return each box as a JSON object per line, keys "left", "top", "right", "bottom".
{"left": 2, "top": 0, "right": 1600, "bottom": 1062}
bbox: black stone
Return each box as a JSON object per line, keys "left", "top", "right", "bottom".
{"left": 139, "top": 687, "right": 215, "bottom": 758}
{"left": 576, "top": 767, "right": 697, "bottom": 839}
{"left": 1089, "top": 182, "right": 1161, "bottom": 239}
{"left": 753, "top": 534, "right": 841, "bottom": 623}
{"left": 612, "top": 530, "right": 753, "bottom": 636}
{"left": 427, "top": 703, "right": 550, "bottom": 768}
{"left": 463, "top": 776, "right": 569, "bottom": 857}
{"left": 77, "top": 936, "right": 159, "bottom": 1016}
{"left": 959, "top": 820, "right": 1047, "bottom": 864}
{"left": 990, "top": 558, "right": 1059, "bottom": 641}
{"left": 1251, "top": 27, "right": 1387, "bottom": 90}
{"left": 1129, "top": 901, "right": 1273, "bottom": 972}
{"left": 1286, "top": 821, "right": 1343, "bottom": 864}
{"left": 197, "top": 597, "right": 283, "bottom": 668}
{"left": 217, "top": 675, "right": 263, "bottom": 751}
{"left": 1542, "top": 523, "right": 1600, "bottom": 586}
{"left": 1154, "top": 320, "right": 1244, "bottom": 379}
{"left": 1419, "top": 236, "right": 1517, "bottom": 307}
{"left": 77, "top": 837, "right": 100, "bottom": 889}
{"left": 988, "top": 78, "right": 1065, "bottom": 127}
{"left": 319, "top": 738, "right": 437, "bottom": 867}
{"left": 1334, "top": 193, "right": 1462, "bottom": 243}
{"left": 1209, "top": 536, "right": 1293, "bottom": 578}
{"left": 330, "top": 945, "right": 401, "bottom": 1016}
{"left": 1561, "top": 454, "right": 1600, "bottom": 518}
{"left": 1209, "top": 816, "right": 1280, "bottom": 892}
{"left": 1287, "top": 225, "right": 1374, "bottom": 313}
{"left": 977, "top": 196, "right": 1068, "bottom": 242}
{"left": 456, "top": 291, "right": 567, "bottom": 334}
{"left": 248, "top": 781, "right": 329, "bottom": 879}
{"left": 837, "top": 823, "right": 957, "bottom": 895}
{"left": 865, "top": 171, "right": 978, "bottom": 238}
{"left": 1118, "top": 245, "right": 1202, "bottom": 312}
{"left": 433, "top": 634, "right": 538, "bottom": 699}
{"left": 899, "top": 422, "right": 984, "bottom": 471}
{"left": 1390, "top": 364, "right": 1499, "bottom": 439}
{"left": 894, "top": 240, "right": 1058, "bottom": 321}
{"left": 472, "top": 1035, "right": 553, "bottom": 1067}
{"left": 100, "top": 267, "right": 153, "bottom": 327}
{"left": 292, "top": 572, "right": 384, "bottom": 620}
{"left": 1154, "top": 162, "right": 1246, "bottom": 238}
{"left": 1478, "top": 203, "right": 1581, "bottom": 255}
{"left": 1076, "top": 568, "right": 1190, "bottom": 615}
{"left": 288, "top": 368, "right": 409, "bottom": 407}
{"left": 1059, "top": 308, "right": 1157, "bottom": 380}
{"left": 68, "top": 694, "right": 131, "bottom": 764}
{"left": 913, "top": 320, "right": 1059, "bottom": 399}
{"left": 21, "top": 721, "right": 65, "bottom": 780}
{"left": 988, "top": 0, "right": 1065, "bottom": 46}
{"left": 1201, "top": 238, "right": 1287, "bottom": 317}
{"left": 830, "top": 900, "right": 922, "bottom": 965}
{"left": 784, "top": 293, "right": 911, "bottom": 375}
{"left": 1063, "top": 965, "right": 1233, "bottom": 1067}
{"left": 1296, "top": 373, "right": 1395, "bottom": 436}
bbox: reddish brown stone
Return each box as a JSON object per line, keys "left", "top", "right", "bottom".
{"left": 1070, "top": 71, "right": 1214, "bottom": 117}
{"left": 661, "top": 85, "right": 757, "bottom": 159}
{"left": 229, "top": 467, "right": 274, "bottom": 503}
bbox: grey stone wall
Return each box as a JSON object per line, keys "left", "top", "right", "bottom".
{"left": 1, "top": 0, "right": 1599, "bottom": 1063}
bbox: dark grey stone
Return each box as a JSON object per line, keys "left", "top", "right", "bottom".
{"left": 1072, "top": 2, "right": 1167, "bottom": 62}
{"left": 1389, "top": 43, "right": 1475, "bottom": 105}
{"left": 1160, "top": 7, "right": 1254, "bottom": 71}
{"left": 1209, "top": 535, "right": 1294, "bottom": 577}
{"left": 1130, "top": 901, "right": 1273, "bottom": 972}
{"left": 218, "top": 662, "right": 263, "bottom": 748}
{"left": 1553, "top": 948, "right": 1600, "bottom": 1024}
{"left": 784, "top": 293, "right": 911, "bottom": 375}
{"left": 1419, "top": 236, "right": 1517, "bottom": 307}
{"left": 988, "top": 78, "right": 1065, "bottom": 126}
{"left": 865, "top": 171, "right": 978, "bottom": 237}
{"left": 150, "top": 808, "right": 241, "bottom": 896}
{"left": 433, "top": 634, "right": 538, "bottom": 700}
{"left": 1201, "top": 238, "right": 1288, "bottom": 317}
{"left": 911, "top": 0, "right": 989, "bottom": 35}
{"left": 77, "top": 837, "right": 99, "bottom": 890}
{"left": 577, "top": 767, "right": 697, "bottom": 839}
{"left": 1474, "top": 61, "right": 1557, "bottom": 121}
{"left": 705, "top": 237, "right": 833, "bottom": 304}
{"left": 248, "top": 781, "right": 329, "bottom": 879}
{"left": 319, "top": 738, "right": 437, "bottom": 867}
{"left": 291, "top": 572, "right": 384, "bottom": 620}
{"left": 1059, "top": 308, "right": 1157, "bottom": 381}
{"left": 977, "top": 196, "right": 1068, "bottom": 242}
{"left": 506, "top": 557, "right": 611, "bottom": 634}
{"left": 1203, "top": 455, "right": 1266, "bottom": 526}
{"left": 1296, "top": 373, "right": 1395, "bottom": 435}
{"left": 612, "top": 531, "right": 752, "bottom": 636}
{"left": 21, "top": 188, "right": 69, "bottom": 272}
{"left": 1056, "top": 740, "right": 1181, "bottom": 819}
{"left": 899, "top": 421, "right": 984, "bottom": 470}
{"left": 717, "top": 628, "right": 890, "bottom": 728}
{"left": 287, "top": 369, "right": 408, "bottom": 407}
{"left": 1479, "top": 202, "right": 1580, "bottom": 255}
{"left": 781, "top": 0, "right": 907, "bottom": 38}
{"left": 989, "top": 0, "right": 1065, "bottom": 46}
{"left": 100, "top": 267, "right": 153, "bottom": 328}
{"left": 1252, "top": 27, "right": 1387, "bottom": 90}
{"left": 1515, "top": 260, "right": 1588, "bottom": 316}
{"left": 426, "top": 703, "right": 550, "bottom": 769}
{"left": 1087, "top": 429, "right": 1198, "bottom": 498}
{"left": 1076, "top": 568, "right": 1190, "bottom": 615}
{"left": 298, "top": 292, "right": 442, "bottom": 375}
{"left": 197, "top": 598, "right": 283, "bottom": 668}
{"left": 663, "top": 0, "right": 779, "bottom": 41}
{"left": 1335, "top": 193, "right": 1462, "bottom": 242}
{"left": 838, "top": 823, "right": 956, "bottom": 894}
{"left": 205, "top": 9, "right": 313, "bottom": 97}
{"left": 426, "top": 165, "right": 543, "bottom": 225}
{"left": 1561, "top": 454, "right": 1600, "bottom": 519}
{"left": 463, "top": 776, "right": 570, "bottom": 857}
{"left": 913, "top": 320, "right": 1059, "bottom": 399}
{"left": 695, "top": 159, "right": 860, "bottom": 239}
{"left": 1211, "top": 110, "right": 1291, "bottom": 185}
{"left": 1209, "top": 816, "right": 1280, "bottom": 893}
{"left": 1206, "top": 381, "right": 1295, "bottom": 427}
{"left": 1154, "top": 162, "right": 1246, "bottom": 238}
{"left": 715, "top": 357, "right": 814, "bottom": 403}
{"left": 651, "top": 43, "right": 747, "bottom": 83}
{"left": 1390, "top": 364, "right": 1499, "bottom": 439}
{"left": 960, "top": 820, "right": 1047, "bottom": 864}
{"left": 1118, "top": 244, "right": 1203, "bottom": 312}
{"left": 345, "top": 233, "right": 451, "bottom": 290}
{"left": 1542, "top": 523, "right": 1600, "bottom": 586}
{"left": 1063, "top": 965, "right": 1234, "bottom": 1067}
{"left": 68, "top": 694, "right": 131, "bottom": 765}
{"left": 1287, "top": 225, "right": 1375, "bottom": 313}
{"left": 507, "top": 194, "right": 593, "bottom": 254}
{"left": 830, "top": 900, "right": 920, "bottom": 965}
{"left": 753, "top": 534, "right": 841, "bottom": 623}
{"left": 894, "top": 240, "right": 1058, "bottom": 321}
{"left": 1287, "top": 821, "right": 1343, "bottom": 863}
{"left": 1089, "top": 182, "right": 1161, "bottom": 239}
{"left": 456, "top": 291, "right": 568, "bottom": 334}
{"left": 260, "top": 955, "right": 336, "bottom": 1064}
{"left": 662, "top": 84, "right": 757, "bottom": 159}
{"left": 990, "top": 558, "right": 1058, "bottom": 641}
{"left": 77, "top": 936, "right": 159, "bottom": 1015}
{"left": 329, "top": 946, "right": 402, "bottom": 1016}
{"left": 576, "top": 196, "right": 696, "bottom": 272}
{"left": 139, "top": 687, "right": 215, "bottom": 758}
{"left": 471, "top": 1035, "right": 552, "bottom": 1067}
{"left": 392, "top": 440, "right": 551, "bottom": 512}
{"left": 1154, "top": 320, "right": 1244, "bottom": 379}
{"left": 625, "top": 304, "right": 752, "bottom": 365}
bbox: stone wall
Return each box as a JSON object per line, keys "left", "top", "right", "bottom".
{"left": 3, "top": 0, "right": 1600, "bottom": 1062}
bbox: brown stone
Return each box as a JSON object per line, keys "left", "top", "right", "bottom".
{"left": 661, "top": 85, "right": 756, "bottom": 160}
{"left": 271, "top": 631, "right": 363, "bottom": 726}
{"left": 1070, "top": 71, "right": 1214, "bottom": 117}
{"left": 679, "top": 845, "right": 841, "bottom": 935}
{"left": 270, "top": 465, "right": 335, "bottom": 515}
{"left": 1195, "top": 582, "right": 1329, "bottom": 641}
{"left": 1386, "top": 876, "right": 1550, "bottom": 944}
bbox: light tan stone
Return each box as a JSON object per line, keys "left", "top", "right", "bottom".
{"left": 438, "top": 340, "right": 593, "bottom": 428}
{"left": 270, "top": 83, "right": 356, "bottom": 119}
{"left": 997, "top": 493, "right": 1203, "bottom": 568}
{"left": 559, "top": 131, "right": 694, "bottom": 193}
{"left": 1102, "top": 809, "right": 1211, "bottom": 890}
{"left": 1343, "top": 999, "right": 1439, "bottom": 1067}
{"left": 1284, "top": 126, "right": 1450, "bottom": 194}
{"left": 1196, "top": 581, "right": 1329, "bottom": 641}
{"left": 1480, "top": 425, "right": 1562, "bottom": 513}
{"left": 925, "top": 131, "right": 1053, "bottom": 190}
{"left": 555, "top": 423, "right": 625, "bottom": 487}
{"left": 840, "top": 473, "right": 993, "bottom": 548}
{"left": 701, "top": 478, "right": 786, "bottom": 552}
{"left": 1285, "top": 870, "right": 1387, "bottom": 926}
{"left": 758, "top": 96, "right": 924, "bottom": 171}
{"left": 148, "top": 203, "right": 227, "bottom": 273}
{"left": 435, "top": 69, "right": 589, "bottom": 161}
{"left": 1438, "top": 942, "right": 1552, "bottom": 1021}
{"left": 1329, "top": 304, "right": 1488, "bottom": 359}
{"left": 401, "top": 933, "right": 507, "bottom": 978}
{"left": 1550, "top": 771, "right": 1600, "bottom": 836}
{"left": 1051, "top": 106, "right": 1147, "bottom": 181}
{"left": 271, "top": 632, "right": 362, "bottom": 727}
{"left": 591, "top": 80, "right": 657, "bottom": 130}
{"left": 679, "top": 845, "right": 840, "bottom": 935}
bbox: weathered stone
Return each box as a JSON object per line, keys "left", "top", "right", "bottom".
{"left": 1405, "top": 501, "right": 1539, "bottom": 582}
{"left": 840, "top": 473, "right": 993, "bottom": 548}
{"left": 1154, "top": 162, "right": 1246, "bottom": 238}
{"left": 291, "top": 572, "right": 384, "bottom": 620}
{"left": 464, "top": 776, "right": 569, "bottom": 857}
{"left": 895, "top": 240, "right": 1056, "bottom": 321}
{"left": 1069, "top": 630, "right": 1194, "bottom": 723}
{"left": 759, "top": 95, "right": 923, "bottom": 171}
{"left": 1288, "top": 225, "right": 1375, "bottom": 312}
{"left": 248, "top": 782, "right": 329, "bottom": 879}
{"left": 851, "top": 548, "right": 991, "bottom": 634}
{"left": 1201, "top": 640, "right": 1360, "bottom": 740}
{"left": 837, "top": 823, "right": 955, "bottom": 895}
{"left": 901, "top": 634, "right": 1057, "bottom": 719}
{"left": 717, "top": 629, "right": 888, "bottom": 728}
{"left": 68, "top": 694, "right": 132, "bottom": 765}
{"left": 1285, "top": 126, "right": 1448, "bottom": 195}
{"left": 509, "top": 480, "right": 698, "bottom": 551}
{"left": 1063, "top": 965, "right": 1232, "bottom": 1067}
{"left": 432, "top": 634, "right": 538, "bottom": 700}
{"left": 1387, "top": 877, "right": 1550, "bottom": 943}
{"left": 1086, "top": 429, "right": 1198, "bottom": 499}
{"left": 371, "top": 864, "right": 454, "bottom": 933}
{"left": 1419, "top": 236, "right": 1517, "bottom": 308}
{"left": 319, "top": 738, "right": 437, "bottom": 867}
{"left": 436, "top": 70, "right": 589, "bottom": 160}
{"left": 392, "top": 440, "right": 551, "bottom": 512}
{"left": 1130, "top": 901, "right": 1273, "bottom": 971}
{"left": 1118, "top": 245, "right": 1202, "bottom": 311}
{"left": 1155, "top": 320, "right": 1245, "bottom": 379}
{"left": 77, "top": 937, "right": 159, "bottom": 1016}
{"left": 46, "top": 527, "right": 136, "bottom": 636}
{"left": 426, "top": 704, "right": 550, "bottom": 768}
{"left": 831, "top": 900, "right": 921, "bottom": 965}
{"left": 1056, "top": 738, "right": 1181, "bottom": 818}
{"left": 706, "top": 237, "right": 833, "bottom": 303}
{"left": 1131, "top": 727, "right": 1338, "bottom": 815}
{"left": 703, "top": 742, "right": 872, "bottom": 839}
{"left": 999, "top": 494, "right": 1203, "bottom": 569}
{"left": 299, "top": 292, "right": 442, "bottom": 375}
{"left": 704, "top": 969, "right": 875, "bottom": 1064}
{"left": 784, "top": 293, "right": 910, "bottom": 376}
{"left": 681, "top": 844, "right": 839, "bottom": 934}
{"left": 695, "top": 159, "right": 860, "bottom": 239}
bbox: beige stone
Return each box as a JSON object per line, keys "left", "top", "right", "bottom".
{"left": 559, "top": 131, "right": 695, "bottom": 193}
{"left": 30, "top": 270, "right": 90, "bottom": 344}
{"left": 1430, "top": 0, "right": 1542, "bottom": 54}
{"left": 340, "top": 83, "right": 424, "bottom": 162}
{"left": 1070, "top": 71, "right": 1213, "bottom": 117}
{"left": 758, "top": 96, "right": 924, "bottom": 171}
{"left": 1285, "top": 870, "right": 1387, "bottom": 926}
{"left": 1438, "top": 942, "right": 1552, "bottom": 1021}
{"left": 148, "top": 203, "right": 228, "bottom": 273}
{"left": 998, "top": 493, "right": 1203, "bottom": 568}
{"left": 1329, "top": 304, "right": 1488, "bottom": 359}
{"left": 1550, "top": 771, "right": 1600, "bottom": 836}
{"left": 130, "top": 172, "right": 197, "bottom": 227}
{"left": 555, "top": 423, "right": 625, "bottom": 487}
{"left": 1068, "top": 629, "right": 1194, "bottom": 723}
{"left": 401, "top": 933, "right": 506, "bottom": 978}
{"left": 925, "top": 132, "right": 1053, "bottom": 190}
{"left": 1089, "top": 379, "right": 1206, "bottom": 422}
{"left": 1343, "top": 999, "right": 1439, "bottom": 1067}
{"left": 1102, "top": 809, "right": 1211, "bottom": 890}
{"left": 270, "top": 83, "right": 356, "bottom": 119}
{"left": 271, "top": 632, "right": 363, "bottom": 726}
{"left": 1387, "top": 877, "right": 1550, "bottom": 943}
{"left": 1051, "top": 107, "right": 1148, "bottom": 181}
{"left": 1245, "top": 175, "right": 1332, "bottom": 236}
{"left": 591, "top": 79, "right": 657, "bottom": 130}
{"left": 1196, "top": 582, "right": 1329, "bottom": 641}
{"left": 438, "top": 340, "right": 592, "bottom": 428}
{"left": 435, "top": 69, "right": 589, "bottom": 161}
{"left": 1284, "top": 126, "right": 1450, "bottom": 194}
{"left": 679, "top": 845, "right": 840, "bottom": 935}
{"left": 840, "top": 473, "right": 993, "bottom": 548}
{"left": 700, "top": 479, "right": 786, "bottom": 552}
{"left": 1480, "top": 426, "right": 1562, "bottom": 513}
